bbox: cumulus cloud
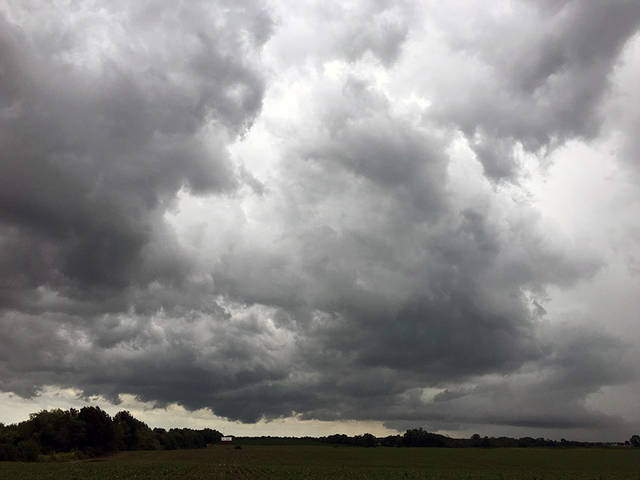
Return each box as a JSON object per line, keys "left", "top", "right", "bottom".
{"left": 417, "top": 0, "right": 640, "bottom": 179}
{"left": 1, "top": 0, "right": 639, "bottom": 440}
{"left": 266, "top": 0, "right": 413, "bottom": 67}
{"left": 0, "top": 0, "right": 270, "bottom": 309}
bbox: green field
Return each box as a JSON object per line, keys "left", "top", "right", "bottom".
{"left": 1, "top": 445, "right": 639, "bottom": 479}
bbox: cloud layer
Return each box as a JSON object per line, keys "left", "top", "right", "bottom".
{"left": 1, "top": 0, "right": 639, "bottom": 439}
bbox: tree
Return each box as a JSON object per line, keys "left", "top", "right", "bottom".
{"left": 201, "top": 428, "right": 223, "bottom": 445}
{"left": 28, "top": 408, "right": 83, "bottom": 453}
{"left": 403, "top": 428, "right": 447, "bottom": 447}
{"left": 15, "top": 439, "right": 40, "bottom": 462}
{"left": 630, "top": 435, "right": 640, "bottom": 447}
{"left": 113, "top": 410, "right": 158, "bottom": 450}
{"left": 78, "top": 406, "right": 115, "bottom": 454}
{"left": 360, "top": 433, "right": 377, "bottom": 447}
{"left": 0, "top": 406, "right": 217, "bottom": 461}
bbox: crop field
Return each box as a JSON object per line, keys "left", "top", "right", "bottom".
{"left": 1, "top": 445, "right": 639, "bottom": 479}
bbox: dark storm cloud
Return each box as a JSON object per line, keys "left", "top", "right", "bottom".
{"left": 603, "top": 29, "right": 640, "bottom": 176}
{"left": 205, "top": 73, "right": 613, "bottom": 427}
{"left": 0, "top": 0, "right": 282, "bottom": 413}
{"left": 0, "top": 0, "right": 270, "bottom": 311}
{"left": 0, "top": 0, "right": 637, "bottom": 438}
{"left": 431, "top": 0, "right": 640, "bottom": 179}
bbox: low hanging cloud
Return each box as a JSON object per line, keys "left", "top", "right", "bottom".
{"left": 422, "top": 0, "right": 640, "bottom": 179}
{"left": 1, "top": 0, "right": 639, "bottom": 439}
{"left": 0, "top": 0, "right": 270, "bottom": 310}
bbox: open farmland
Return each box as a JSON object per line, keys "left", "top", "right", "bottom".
{"left": 1, "top": 445, "right": 639, "bottom": 480}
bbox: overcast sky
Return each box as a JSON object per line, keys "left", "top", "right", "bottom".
{"left": 1, "top": 0, "right": 640, "bottom": 441}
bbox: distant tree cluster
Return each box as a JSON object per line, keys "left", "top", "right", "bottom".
{"left": 0, "top": 407, "right": 222, "bottom": 462}
{"left": 317, "top": 428, "right": 637, "bottom": 449}
{"left": 320, "top": 433, "right": 377, "bottom": 447}
{"left": 318, "top": 430, "right": 447, "bottom": 448}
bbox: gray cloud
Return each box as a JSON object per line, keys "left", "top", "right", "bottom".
{"left": 184, "top": 71, "right": 611, "bottom": 427}
{"left": 0, "top": 0, "right": 638, "bottom": 440}
{"left": 0, "top": 0, "right": 270, "bottom": 310}
{"left": 603, "top": 30, "right": 640, "bottom": 176}
{"left": 267, "top": 0, "right": 412, "bottom": 67}
{"left": 427, "top": 0, "right": 640, "bottom": 179}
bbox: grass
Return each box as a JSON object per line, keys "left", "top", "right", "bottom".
{"left": 1, "top": 445, "right": 639, "bottom": 479}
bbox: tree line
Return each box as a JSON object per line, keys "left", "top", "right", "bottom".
{"left": 241, "top": 429, "right": 640, "bottom": 449}
{"left": 321, "top": 429, "right": 640, "bottom": 448}
{"left": 0, "top": 407, "right": 222, "bottom": 461}
{"left": 1, "top": 407, "right": 639, "bottom": 462}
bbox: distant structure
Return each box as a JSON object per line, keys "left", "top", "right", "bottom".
{"left": 221, "top": 436, "right": 233, "bottom": 444}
